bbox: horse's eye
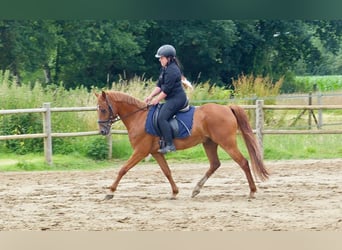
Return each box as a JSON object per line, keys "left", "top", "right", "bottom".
{"left": 101, "top": 109, "right": 107, "bottom": 114}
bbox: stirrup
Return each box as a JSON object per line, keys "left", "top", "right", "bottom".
{"left": 158, "top": 144, "right": 176, "bottom": 154}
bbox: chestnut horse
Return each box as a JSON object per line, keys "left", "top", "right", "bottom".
{"left": 95, "top": 91, "right": 269, "bottom": 200}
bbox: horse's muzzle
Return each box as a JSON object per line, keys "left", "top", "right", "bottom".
{"left": 100, "top": 128, "right": 109, "bottom": 136}
{"left": 100, "top": 126, "right": 111, "bottom": 136}
{"left": 98, "top": 120, "right": 112, "bottom": 136}
{"left": 99, "top": 124, "right": 111, "bottom": 136}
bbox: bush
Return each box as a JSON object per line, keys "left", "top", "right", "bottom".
{"left": 1, "top": 113, "right": 43, "bottom": 154}
{"left": 85, "top": 137, "right": 109, "bottom": 160}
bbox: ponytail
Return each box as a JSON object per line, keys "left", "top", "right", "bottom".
{"left": 169, "top": 56, "right": 183, "bottom": 72}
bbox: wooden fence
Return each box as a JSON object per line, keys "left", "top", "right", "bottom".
{"left": 1, "top": 101, "right": 342, "bottom": 165}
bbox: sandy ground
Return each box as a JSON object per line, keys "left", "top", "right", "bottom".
{"left": 0, "top": 159, "right": 341, "bottom": 231}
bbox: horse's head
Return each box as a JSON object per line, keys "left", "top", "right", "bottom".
{"left": 95, "top": 91, "right": 118, "bottom": 136}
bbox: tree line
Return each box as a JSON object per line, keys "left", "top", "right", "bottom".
{"left": 1, "top": 20, "right": 342, "bottom": 92}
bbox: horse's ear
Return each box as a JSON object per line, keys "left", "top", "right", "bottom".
{"left": 94, "top": 92, "right": 99, "bottom": 97}
{"left": 101, "top": 91, "right": 106, "bottom": 99}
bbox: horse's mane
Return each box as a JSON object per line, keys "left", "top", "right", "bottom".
{"left": 107, "top": 91, "right": 146, "bottom": 109}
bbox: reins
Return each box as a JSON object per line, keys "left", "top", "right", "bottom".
{"left": 112, "top": 105, "right": 149, "bottom": 123}
{"left": 97, "top": 96, "right": 149, "bottom": 126}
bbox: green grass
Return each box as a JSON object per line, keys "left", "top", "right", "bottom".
{"left": 295, "top": 75, "right": 342, "bottom": 92}
{"left": 264, "top": 134, "right": 342, "bottom": 159}
{"left": 167, "top": 134, "right": 342, "bottom": 162}
{"left": 1, "top": 134, "right": 341, "bottom": 172}
{"left": 0, "top": 152, "right": 115, "bottom": 172}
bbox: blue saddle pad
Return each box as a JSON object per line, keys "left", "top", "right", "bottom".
{"left": 145, "top": 105, "right": 195, "bottom": 138}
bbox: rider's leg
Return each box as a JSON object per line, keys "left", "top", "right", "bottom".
{"left": 157, "top": 102, "right": 176, "bottom": 154}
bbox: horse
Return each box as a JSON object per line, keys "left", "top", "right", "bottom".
{"left": 95, "top": 91, "right": 269, "bottom": 200}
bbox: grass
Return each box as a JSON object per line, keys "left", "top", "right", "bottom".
{"left": 263, "top": 134, "right": 342, "bottom": 159}
{"left": 0, "top": 153, "right": 114, "bottom": 172}
{"left": 1, "top": 72, "right": 341, "bottom": 172}
{"left": 295, "top": 75, "right": 342, "bottom": 92}
{"left": 1, "top": 133, "right": 341, "bottom": 172}
{"left": 167, "top": 134, "right": 342, "bottom": 161}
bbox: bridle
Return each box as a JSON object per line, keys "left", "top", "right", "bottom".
{"left": 97, "top": 95, "right": 149, "bottom": 127}
{"left": 97, "top": 95, "right": 120, "bottom": 127}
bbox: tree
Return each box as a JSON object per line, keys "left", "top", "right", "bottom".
{"left": 54, "top": 20, "right": 152, "bottom": 89}
{"left": 144, "top": 20, "right": 238, "bottom": 85}
{"left": 1, "top": 20, "right": 342, "bottom": 90}
{"left": 0, "top": 20, "right": 59, "bottom": 85}
{"left": 232, "top": 20, "right": 322, "bottom": 79}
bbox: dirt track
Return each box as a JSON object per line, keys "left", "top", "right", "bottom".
{"left": 0, "top": 159, "right": 341, "bottom": 231}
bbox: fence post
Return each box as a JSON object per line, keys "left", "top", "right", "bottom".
{"left": 107, "top": 133, "right": 112, "bottom": 160}
{"left": 43, "top": 103, "right": 53, "bottom": 165}
{"left": 317, "top": 92, "right": 323, "bottom": 129}
{"left": 255, "top": 100, "right": 264, "bottom": 159}
{"left": 308, "top": 92, "right": 312, "bottom": 129}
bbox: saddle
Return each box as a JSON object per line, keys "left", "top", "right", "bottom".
{"left": 145, "top": 100, "right": 195, "bottom": 142}
{"left": 152, "top": 100, "right": 190, "bottom": 138}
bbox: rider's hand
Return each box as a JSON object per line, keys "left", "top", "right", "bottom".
{"left": 149, "top": 98, "right": 159, "bottom": 106}
{"left": 144, "top": 96, "right": 152, "bottom": 104}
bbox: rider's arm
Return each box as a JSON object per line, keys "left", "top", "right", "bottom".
{"left": 145, "top": 87, "right": 161, "bottom": 103}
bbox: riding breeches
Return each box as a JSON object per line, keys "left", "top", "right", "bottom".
{"left": 157, "top": 96, "right": 187, "bottom": 144}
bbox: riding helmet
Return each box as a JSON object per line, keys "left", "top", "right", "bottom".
{"left": 155, "top": 44, "right": 176, "bottom": 58}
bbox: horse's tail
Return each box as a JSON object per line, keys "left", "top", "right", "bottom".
{"left": 230, "top": 105, "right": 269, "bottom": 181}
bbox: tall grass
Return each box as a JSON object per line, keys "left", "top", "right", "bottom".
{"left": 232, "top": 74, "right": 283, "bottom": 104}
{"left": 1, "top": 70, "right": 96, "bottom": 154}
{"left": 1, "top": 70, "right": 340, "bottom": 169}
{"left": 187, "top": 82, "right": 233, "bottom": 104}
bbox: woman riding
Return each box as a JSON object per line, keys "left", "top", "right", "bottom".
{"left": 144, "top": 44, "right": 188, "bottom": 154}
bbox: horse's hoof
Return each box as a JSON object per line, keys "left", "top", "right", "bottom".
{"left": 104, "top": 194, "right": 114, "bottom": 200}
{"left": 191, "top": 189, "right": 200, "bottom": 198}
{"left": 169, "top": 195, "right": 177, "bottom": 200}
{"left": 249, "top": 192, "right": 256, "bottom": 199}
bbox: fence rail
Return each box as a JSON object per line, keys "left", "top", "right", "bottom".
{"left": 1, "top": 101, "right": 342, "bottom": 165}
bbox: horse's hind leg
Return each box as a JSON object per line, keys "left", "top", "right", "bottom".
{"left": 152, "top": 153, "right": 179, "bottom": 199}
{"left": 220, "top": 135, "right": 257, "bottom": 198}
{"left": 192, "top": 139, "right": 221, "bottom": 198}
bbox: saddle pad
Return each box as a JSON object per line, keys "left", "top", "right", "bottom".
{"left": 145, "top": 105, "right": 195, "bottom": 138}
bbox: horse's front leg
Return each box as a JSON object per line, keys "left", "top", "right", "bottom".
{"left": 152, "top": 153, "right": 179, "bottom": 199}
{"left": 105, "top": 151, "right": 146, "bottom": 200}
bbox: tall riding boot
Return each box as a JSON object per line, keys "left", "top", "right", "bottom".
{"left": 158, "top": 141, "right": 176, "bottom": 154}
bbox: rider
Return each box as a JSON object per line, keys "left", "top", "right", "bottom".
{"left": 145, "top": 44, "right": 188, "bottom": 154}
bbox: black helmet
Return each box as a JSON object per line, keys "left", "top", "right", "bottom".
{"left": 155, "top": 44, "right": 176, "bottom": 58}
